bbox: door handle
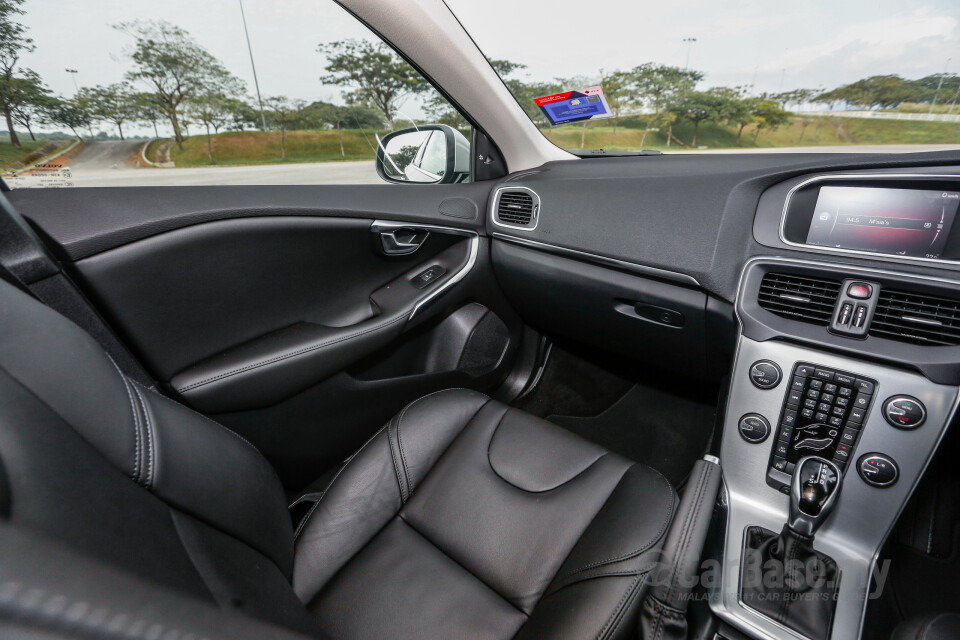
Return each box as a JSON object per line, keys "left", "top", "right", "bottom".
{"left": 380, "top": 228, "right": 429, "bottom": 255}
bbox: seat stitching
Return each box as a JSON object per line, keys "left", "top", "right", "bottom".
{"left": 293, "top": 495, "right": 323, "bottom": 540}
{"left": 176, "top": 315, "right": 406, "bottom": 392}
{"left": 605, "top": 575, "right": 648, "bottom": 640}
{"left": 104, "top": 354, "right": 143, "bottom": 483}
{"left": 386, "top": 414, "right": 407, "bottom": 503}
{"left": 562, "top": 467, "right": 676, "bottom": 577}
{"left": 399, "top": 514, "right": 529, "bottom": 618}
{"left": 132, "top": 385, "right": 155, "bottom": 490}
{"left": 121, "top": 376, "right": 142, "bottom": 484}
{"left": 596, "top": 572, "right": 643, "bottom": 640}
{"left": 294, "top": 422, "right": 390, "bottom": 542}
{"left": 485, "top": 407, "right": 608, "bottom": 494}
{"left": 131, "top": 379, "right": 262, "bottom": 458}
{"left": 390, "top": 386, "right": 479, "bottom": 498}
{"left": 544, "top": 562, "right": 659, "bottom": 597}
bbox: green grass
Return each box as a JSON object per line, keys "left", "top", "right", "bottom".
{"left": 156, "top": 117, "right": 960, "bottom": 169}
{"left": 0, "top": 139, "right": 61, "bottom": 169}
{"left": 545, "top": 115, "right": 960, "bottom": 152}
{"left": 168, "top": 129, "right": 387, "bottom": 167}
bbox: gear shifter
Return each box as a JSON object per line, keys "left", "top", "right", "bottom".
{"left": 788, "top": 456, "right": 841, "bottom": 537}
{"left": 740, "top": 456, "right": 842, "bottom": 640}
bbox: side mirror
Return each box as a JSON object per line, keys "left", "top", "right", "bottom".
{"left": 376, "top": 124, "right": 470, "bottom": 184}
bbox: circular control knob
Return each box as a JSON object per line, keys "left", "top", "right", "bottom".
{"left": 749, "top": 360, "right": 782, "bottom": 390}
{"left": 883, "top": 396, "right": 926, "bottom": 429}
{"left": 857, "top": 453, "right": 899, "bottom": 488}
{"left": 738, "top": 413, "right": 771, "bottom": 443}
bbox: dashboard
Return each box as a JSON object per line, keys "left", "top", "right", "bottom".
{"left": 487, "top": 150, "right": 960, "bottom": 640}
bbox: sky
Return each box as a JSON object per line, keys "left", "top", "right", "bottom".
{"left": 16, "top": 0, "right": 960, "bottom": 136}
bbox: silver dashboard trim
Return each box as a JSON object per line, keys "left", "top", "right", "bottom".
{"left": 491, "top": 232, "right": 702, "bottom": 287}
{"left": 371, "top": 220, "right": 478, "bottom": 320}
{"left": 490, "top": 185, "right": 541, "bottom": 231}
{"left": 778, "top": 173, "right": 960, "bottom": 267}
{"left": 709, "top": 255, "right": 960, "bottom": 640}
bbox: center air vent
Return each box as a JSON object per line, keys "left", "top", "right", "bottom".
{"left": 869, "top": 289, "right": 960, "bottom": 346}
{"left": 758, "top": 273, "right": 842, "bottom": 325}
{"left": 493, "top": 188, "right": 540, "bottom": 230}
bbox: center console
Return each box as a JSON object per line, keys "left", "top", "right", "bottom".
{"left": 710, "top": 257, "right": 960, "bottom": 640}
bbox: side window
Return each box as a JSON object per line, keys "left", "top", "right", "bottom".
{"left": 1, "top": 0, "right": 469, "bottom": 188}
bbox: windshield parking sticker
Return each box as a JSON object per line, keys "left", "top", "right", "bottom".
{"left": 533, "top": 86, "right": 612, "bottom": 126}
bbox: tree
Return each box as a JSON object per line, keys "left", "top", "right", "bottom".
{"left": 730, "top": 97, "right": 759, "bottom": 141}
{"left": 0, "top": 0, "right": 34, "bottom": 147}
{"left": 264, "top": 96, "right": 306, "bottom": 160}
{"left": 116, "top": 20, "right": 244, "bottom": 149}
{"left": 133, "top": 91, "right": 164, "bottom": 138}
{"left": 669, "top": 91, "right": 731, "bottom": 146}
{"left": 600, "top": 70, "right": 634, "bottom": 145}
{"left": 423, "top": 87, "right": 469, "bottom": 130}
{"left": 632, "top": 63, "right": 703, "bottom": 115}
{"left": 505, "top": 79, "right": 563, "bottom": 128}
{"left": 817, "top": 75, "right": 917, "bottom": 110}
{"left": 188, "top": 92, "right": 236, "bottom": 162}
{"left": 749, "top": 98, "right": 791, "bottom": 141}
{"left": 76, "top": 83, "right": 139, "bottom": 140}
{"left": 10, "top": 71, "right": 52, "bottom": 141}
{"left": 42, "top": 98, "right": 91, "bottom": 142}
{"left": 318, "top": 39, "right": 425, "bottom": 130}
{"left": 772, "top": 88, "right": 816, "bottom": 110}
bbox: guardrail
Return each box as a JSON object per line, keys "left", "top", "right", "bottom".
{"left": 803, "top": 110, "right": 960, "bottom": 123}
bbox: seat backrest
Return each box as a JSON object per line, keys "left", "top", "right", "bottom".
{"left": 0, "top": 279, "right": 317, "bottom": 634}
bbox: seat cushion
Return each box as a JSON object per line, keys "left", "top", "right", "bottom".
{"left": 293, "top": 389, "right": 677, "bottom": 640}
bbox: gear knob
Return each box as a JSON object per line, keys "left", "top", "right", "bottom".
{"left": 788, "top": 456, "right": 842, "bottom": 537}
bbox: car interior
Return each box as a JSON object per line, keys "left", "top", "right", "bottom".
{"left": 2, "top": 1, "right": 960, "bottom": 640}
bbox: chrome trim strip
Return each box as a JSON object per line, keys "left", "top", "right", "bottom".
{"left": 491, "top": 232, "right": 702, "bottom": 287}
{"left": 490, "top": 185, "right": 541, "bottom": 231}
{"left": 371, "top": 220, "right": 479, "bottom": 320}
{"left": 778, "top": 173, "right": 960, "bottom": 266}
{"left": 708, "top": 255, "right": 960, "bottom": 640}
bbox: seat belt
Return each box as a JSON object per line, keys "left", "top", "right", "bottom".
{"left": 0, "top": 190, "right": 156, "bottom": 389}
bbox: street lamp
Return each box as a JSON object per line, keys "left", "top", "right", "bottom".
{"left": 65, "top": 68, "right": 79, "bottom": 94}
{"left": 239, "top": 0, "right": 268, "bottom": 131}
{"left": 682, "top": 37, "right": 697, "bottom": 69}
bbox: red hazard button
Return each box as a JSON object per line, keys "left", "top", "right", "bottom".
{"left": 847, "top": 283, "right": 872, "bottom": 299}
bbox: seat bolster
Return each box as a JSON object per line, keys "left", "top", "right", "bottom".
{"left": 547, "top": 464, "right": 676, "bottom": 593}
{"left": 388, "top": 388, "right": 490, "bottom": 499}
{"left": 293, "top": 388, "right": 489, "bottom": 602}
{"left": 136, "top": 383, "right": 295, "bottom": 578}
{"left": 519, "top": 464, "right": 677, "bottom": 640}
{"left": 0, "top": 280, "right": 138, "bottom": 479}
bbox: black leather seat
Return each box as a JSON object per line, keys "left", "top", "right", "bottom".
{"left": 0, "top": 278, "right": 676, "bottom": 640}
{"left": 891, "top": 613, "right": 960, "bottom": 640}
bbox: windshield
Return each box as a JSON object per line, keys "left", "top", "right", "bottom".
{"left": 446, "top": 0, "right": 960, "bottom": 154}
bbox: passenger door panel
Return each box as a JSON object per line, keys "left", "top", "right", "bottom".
{"left": 14, "top": 186, "right": 520, "bottom": 487}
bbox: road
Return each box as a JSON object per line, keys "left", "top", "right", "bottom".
{"left": 9, "top": 140, "right": 960, "bottom": 188}
{"left": 11, "top": 140, "right": 382, "bottom": 187}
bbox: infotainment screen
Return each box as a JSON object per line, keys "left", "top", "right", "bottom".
{"left": 805, "top": 186, "right": 960, "bottom": 259}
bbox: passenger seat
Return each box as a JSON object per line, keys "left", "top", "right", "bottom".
{"left": 0, "top": 278, "right": 676, "bottom": 640}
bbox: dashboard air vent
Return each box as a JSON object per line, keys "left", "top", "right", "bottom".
{"left": 869, "top": 289, "right": 960, "bottom": 346}
{"left": 758, "top": 273, "right": 842, "bottom": 325}
{"left": 494, "top": 188, "right": 539, "bottom": 229}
